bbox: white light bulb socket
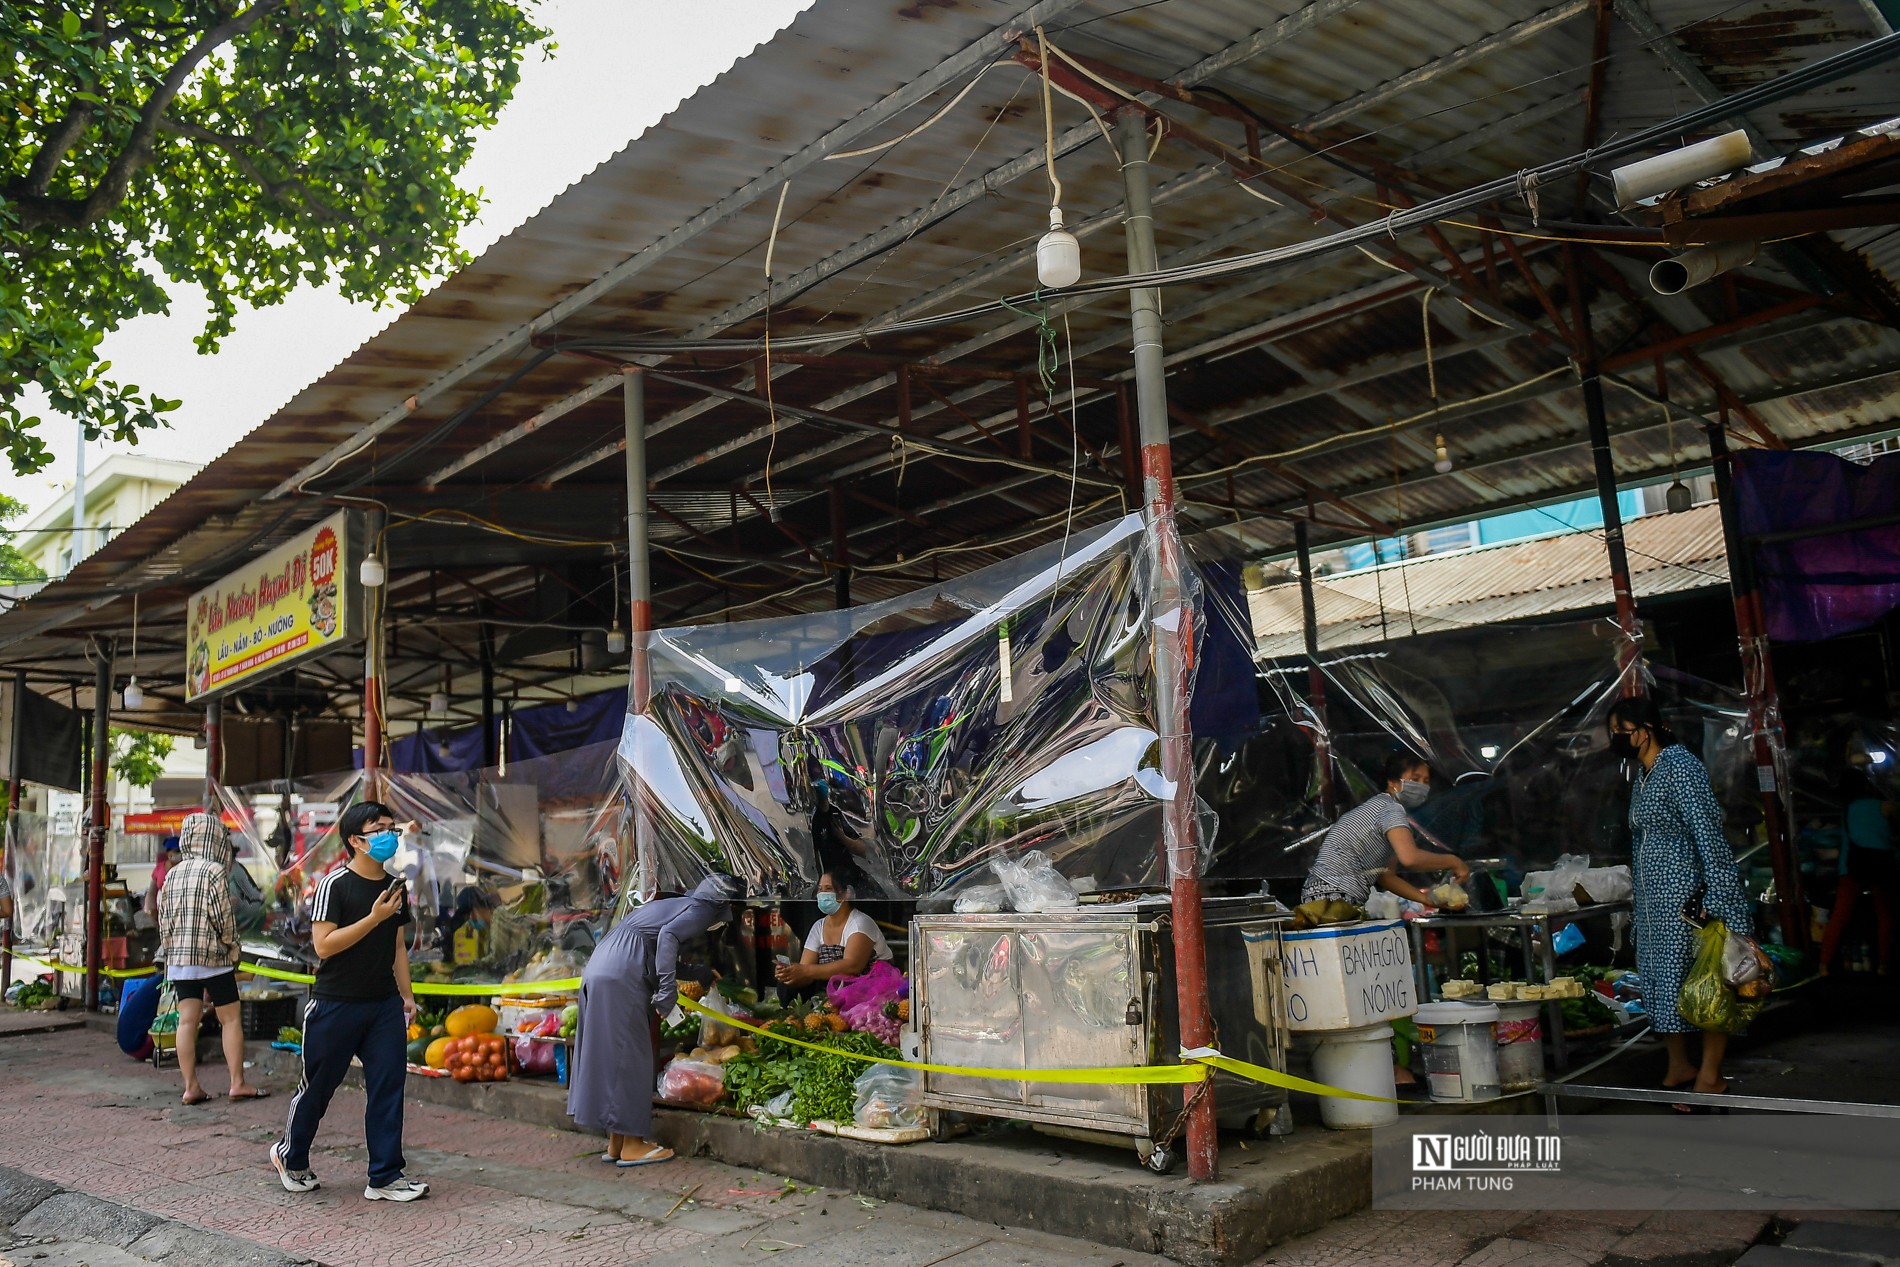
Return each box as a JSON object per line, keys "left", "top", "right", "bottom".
{"left": 122, "top": 678, "right": 144, "bottom": 710}
{"left": 606, "top": 626, "right": 627, "bottom": 656}
{"left": 428, "top": 691, "right": 449, "bottom": 718}
{"left": 1432, "top": 434, "right": 1453, "bottom": 475}
{"left": 360, "top": 553, "right": 386, "bottom": 588}
{"left": 1036, "top": 207, "right": 1081, "bottom": 290}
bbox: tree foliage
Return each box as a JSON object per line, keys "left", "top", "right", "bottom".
{"left": 0, "top": 491, "right": 47, "bottom": 583}
{"left": 110, "top": 726, "right": 174, "bottom": 787}
{"left": 2, "top": 0, "right": 549, "bottom": 474}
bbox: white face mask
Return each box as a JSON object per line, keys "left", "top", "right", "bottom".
{"left": 1396, "top": 779, "right": 1430, "bottom": 807}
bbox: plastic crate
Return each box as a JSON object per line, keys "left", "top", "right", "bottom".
{"left": 241, "top": 995, "right": 298, "bottom": 1041}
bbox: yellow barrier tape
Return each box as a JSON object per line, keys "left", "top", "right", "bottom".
{"left": 9, "top": 955, "right": 158, "bottom": 981}
{"left": 679, "top": 995, "right": 1203, "bottom": 1085}
{"left": 236, "top": 961, "right": 581, "bottom": 998}
{"left": 1193, "top": 1052, "right": 1397, "bottom": 1104}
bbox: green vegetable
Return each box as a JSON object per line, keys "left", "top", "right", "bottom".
{"left": 14, "top": 982, "right": 54, "bottom": 1008}
{"left": 278, "top": 1026, "right": 303, "bottom": 1045}
{"left": 722, "top": 1046, "right": 801, "bottom": 1114}
{"left": 791, "top": 1031, "right": 901, "bottom": 1127}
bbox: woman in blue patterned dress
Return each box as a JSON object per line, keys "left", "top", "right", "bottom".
{"left": 1608, "top": 697, "right": 1755, "bottom": 1098}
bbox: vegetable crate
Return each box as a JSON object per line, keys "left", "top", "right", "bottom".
{"left": 241, "top": 995, "right": 299, "bottom": 1041}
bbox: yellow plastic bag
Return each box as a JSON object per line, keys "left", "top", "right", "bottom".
{"left": 1677, "top": 919, "right": 1765, "bottom": 1036}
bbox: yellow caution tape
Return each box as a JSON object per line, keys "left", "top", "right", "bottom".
{"left": 9, "top": 954, "right": 1392, "bottom": 1102}
{"left": 680, "top": 997, "right": 1398, "bottom": 1102}
{"left": 680, "top": 995, "right": 1202, "bottom": 1085}
{"left": 8, "top": 955, "right": 159, "bottom": 981}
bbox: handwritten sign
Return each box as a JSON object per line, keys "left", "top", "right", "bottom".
{"left": 1281, "top": 919, "right": 1417, "bottom": 1031}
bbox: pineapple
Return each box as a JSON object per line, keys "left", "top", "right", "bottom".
{"left": 679, "top": 981, "right": 706, "bottom": 1003}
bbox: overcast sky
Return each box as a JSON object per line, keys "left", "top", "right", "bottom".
{"left": 4, "top": 0, "right": 813, "bottom": 523}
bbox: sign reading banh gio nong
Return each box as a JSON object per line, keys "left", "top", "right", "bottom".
{"left": 185, "top": 511, "right": 362, "bottom": 702}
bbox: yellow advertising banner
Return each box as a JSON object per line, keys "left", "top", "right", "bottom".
{"left": 185, "top": 511, "right": 360, "bottom": 701}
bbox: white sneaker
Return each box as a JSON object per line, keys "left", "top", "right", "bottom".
{"left": 364, "top": 1177, "right": 430, "bottom": 1202}
{"left": 270, "top": 1142, "right": 320, "bottom": 1193}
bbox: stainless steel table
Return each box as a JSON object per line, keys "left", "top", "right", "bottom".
{"left": 1405, "top": 901, "right": 1632, "bottom": 1071}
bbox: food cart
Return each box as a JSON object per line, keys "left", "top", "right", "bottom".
{"left": 52, "top": 869, "right": 158, "bottom": 1003}
{"left": 911, "top": 895, "right": 1290, "bottom": 1173}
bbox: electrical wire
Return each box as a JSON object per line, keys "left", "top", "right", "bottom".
{"left": 1035, "top": 24, "right": 1063, "bottom": 214}
{"left": 823, "top": 62, "right": 1008, "bottom": 161}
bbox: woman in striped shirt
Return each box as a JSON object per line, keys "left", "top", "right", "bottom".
{"left": 1302, "top": 751, "right": 1469, "bottom": 907}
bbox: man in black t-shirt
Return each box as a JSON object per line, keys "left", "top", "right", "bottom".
{"left": 272, "top": 800, "right": 430, "bottom": 1202}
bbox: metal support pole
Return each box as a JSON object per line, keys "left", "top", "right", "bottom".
{"left": 85, "top": 641, "right": 112, "bottom": 1010}
{"left": 1119, "top": 111, "right": 1218, "bottom": 1182}
{"left": 624, "top": 369, "right": 655, "bottom": 897}
{"left": 1706, "top": 424, "right": 1808, "bottom": 948}
{"left": 2, "top": 670, "right": 23, "bottom": 992}
{"left": 480, "top": 622, "right": 497, "bottom": 768}
{"left": 1565, "top": 248, "right": 1642, "bottom": 680}
{"left": 829, "top": 485, "right": 852, "bottom": 610}
{"left": 203, "top": 697, "right": 222, "bottom": 813}
{"left": 1294, "top": 521, "right": 1336, "bottom": 821}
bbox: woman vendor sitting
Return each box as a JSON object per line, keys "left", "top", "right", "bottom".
{"left": 1304, "top": 750, "right": 1470, "bottom": 907}
{"left": 774, "top": 866, "right": 893, "bottom": 988}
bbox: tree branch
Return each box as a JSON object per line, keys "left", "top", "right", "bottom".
{"left": 8, "top": 0, "right": 287, "bottom": 233}
{"left": 22, "top": 102, "right": 96, "bottom": 195}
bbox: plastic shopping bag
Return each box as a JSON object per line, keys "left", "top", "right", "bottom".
{"left": 1677, "top": 919, "right": 1765, "bottom": 1036}
{"left": 852, "top": 1063, "right": 924, "bottom": 1131}
{"left": 989, "top": 850, "right": 1079, "bottom": 913}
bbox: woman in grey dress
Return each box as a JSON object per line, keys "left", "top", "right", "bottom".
{"left": 567, "top": 874, "right": 740, "bottom": 1166}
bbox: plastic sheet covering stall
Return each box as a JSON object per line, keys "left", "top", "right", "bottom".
{"left": 1199, "top": 553, "right": 1769, "bottom": 890}
{"left": 3, "top": 811, "right": 84, "bottom": 946}
{"left": 621, "top": 514, "right": 1223, "bottom": 901}
{"left": 213, "top": 744, "right": 629, "bottom": 984}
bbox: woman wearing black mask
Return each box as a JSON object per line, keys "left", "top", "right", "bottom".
{"left": 1303, "top": 751, "right": 1470, "bottom": 907}
{"left": 1607, "top": 696, "right": 1754, "bottom": 1101}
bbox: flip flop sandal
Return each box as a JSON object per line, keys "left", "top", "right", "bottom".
{"left": 229, "top": 1089, "right": 272, "bottom": 1101}
{"left": 181, "top": 1092, "right": 211, "bottom": 1106}
{"left": 616, "top": 1148, "right": 675, "bottom": 1167}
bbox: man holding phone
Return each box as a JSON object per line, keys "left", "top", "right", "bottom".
{"left": 272, "top": 800, "right": 429, "bottom": 1202}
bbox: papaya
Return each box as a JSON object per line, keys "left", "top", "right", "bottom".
{"left": 424, "top": 1036, "right": 455, "bottom": 1069}
{"left": 445, "top": 1004, "right": 499, "bottom": 1038}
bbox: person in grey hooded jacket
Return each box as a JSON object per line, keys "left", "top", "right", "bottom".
{"left": 566, "top": 874, "right": 741, "bottom": 1166}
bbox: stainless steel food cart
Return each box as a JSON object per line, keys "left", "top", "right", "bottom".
{"left": 911, "top": 895, "right": 1290, "bottom": 1172}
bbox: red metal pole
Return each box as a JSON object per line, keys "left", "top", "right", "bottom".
{"left": 1119, "top": 110, "right": 1217, "bottom": 1180}
{"left": 203, "top": 697, "right": 222, "bottom": 815}
{"left": 86, "top": 642, "right": 112, "bottom": 1010}
{"left": 1706, "top": 424, "right": 1808, "bottom": 947}
{"left": 625, "top": 369, "right": 655, "bottom": 898}
{"left": 3, "top": 670, "right": 22, "bottom": 993}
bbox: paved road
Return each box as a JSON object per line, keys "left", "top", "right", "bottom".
{"left": 0, "top": 1026, "right": 1844, "bottom": 1267}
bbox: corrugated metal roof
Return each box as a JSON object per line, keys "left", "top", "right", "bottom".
{"left": 1250, "top": 501, "right": 1730, "bottom": 656}
{"left": 6, "top": 0, "right": 1898, "bottom": 725}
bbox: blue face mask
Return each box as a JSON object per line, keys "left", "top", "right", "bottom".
{"left": 364, "top": 830, "right": 400, "bottom": 863}
{"left": 816, "top": 892, "right": 841, "bottom": 916}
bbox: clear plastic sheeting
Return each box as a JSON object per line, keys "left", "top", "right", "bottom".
{"left": 212, "top": 743, "right": 629, "bottom": 985}
{"left": 3, "top": 811, "right": 84, "bottom": 946}
{"left": 622, "top": 514, "right": 1213, "bottom": 901}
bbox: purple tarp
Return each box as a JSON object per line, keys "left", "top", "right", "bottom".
{"left": 1733, "top": 449, "right": 1900, "bottom": 642}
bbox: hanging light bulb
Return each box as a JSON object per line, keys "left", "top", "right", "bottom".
{"left": 360, "top": 552, "right": 386, "bottom": 587}
{"left": 1037, "top": 206, "right": 1081, "bottom": 289}
{"left": 193, "top": 728, "right": 208, "bottom": 750}
{"left": 1432, "top": 434, "right": 1454, "bottom": 475}
{"left": 606, "top": 621, "right": 626, "bottom": 656}
{"left": 122, "top": 677, "right": 145, "bottom": 710}
{"left": 1666, "top": 479, "right": 1693, "bottom": 514}
{"left": 428, "top": 690, "right": 449, "bottom": 718}
{"left": 566, "top": 695, "right": 579, "bottom": 714}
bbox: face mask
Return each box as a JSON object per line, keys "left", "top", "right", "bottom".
{"left": 1396, "top": 779, "right": 1430, "bottom": 807}
{"left": 816, "top": 892, "right": 841, "bottom": 916}
{"left": 364, "top": 831, "right": 400, "bottom": 863}
{"left": 1610, "top": 733, "right": 1641, "bottom": 763}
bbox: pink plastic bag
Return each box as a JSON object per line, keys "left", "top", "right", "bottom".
{"left": 826, "top": 959, "right": 907, "bottom": 1013}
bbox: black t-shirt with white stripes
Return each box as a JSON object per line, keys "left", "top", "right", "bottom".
{"left": 310, "top": 866, "right": 410, "bottom": 1001}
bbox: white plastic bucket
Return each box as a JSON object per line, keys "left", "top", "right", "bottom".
{"left": 1495, "top": 1001, "right": 1544, "bottom": 1092}
{"left": 1309, "top": 1022, "right": 1399, "bottom": 1129}
{"left": 1413, "top": 1002, "right": 1501, "bottom": 1103}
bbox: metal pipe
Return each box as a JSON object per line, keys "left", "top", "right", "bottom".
{"left": 829, "top": 485, "right": 851, "bottom": 610}
{"left": 1565, "top": 248, "right": 1642, "bottom": 676}
{"left": 480, "top": 622, "right": 497, "bottom": 768}
{"left": 624, "top": 369, "right": 654, "bottom": 898}
{"left": 72, "top": 422, "right": 88, "bottom": 565}
{"left": 86, "top": 641, "right": 111, "bottom": 1010}
{"left": 1706, "top": 423, "right": 1808, "bottom": 948}
{"left": 1294, "top": 521, "right": 1336, "bottom": 821}
{"left": 203, "top": 697, "right": 222, "bottom": 811}
{"left": 362, "top": 511, "right": 385, "bottom": 798}
{"left": 1119, "top": 111, "right": 1218, "bottom": 1182}
{"left": 2, "top": 671, "right": 22, "bottom": 993}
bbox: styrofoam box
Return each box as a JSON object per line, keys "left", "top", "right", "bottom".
{"left": 1281, "top": 919, "right": 1417, "bottom": 1031}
